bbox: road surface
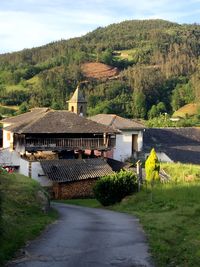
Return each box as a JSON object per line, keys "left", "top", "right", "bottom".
{"left": 8, "top": 203, "right": 154, "bottom": 267}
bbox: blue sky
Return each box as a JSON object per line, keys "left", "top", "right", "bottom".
{"left": 0, "top": 0, "right": 200, "bottom": 54}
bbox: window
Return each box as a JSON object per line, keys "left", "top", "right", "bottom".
{"left": 71, "top": 106, "right": 74, "bottom": 112}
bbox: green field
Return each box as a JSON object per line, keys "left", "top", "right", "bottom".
{"left": 61, "top": 163, "right": 200, "bottom": 267}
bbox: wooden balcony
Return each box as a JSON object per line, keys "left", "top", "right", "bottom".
{"left": 23, "top": 137, "right": 116, "bottom": 151}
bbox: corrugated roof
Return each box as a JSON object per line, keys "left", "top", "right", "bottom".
{"left": 67, "top": 86, "right": 87, "bottom": 103}
{"left": 4, "top": 110, "right": 116, "bottom": 134}
{"left": 89, "top": 114, "right": 145, "bottom": 130}
{"left": 40, "top": 158, "right": 114, "bottom": 182}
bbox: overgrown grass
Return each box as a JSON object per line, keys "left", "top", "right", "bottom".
{"left": 0, "top": 172, "right": 58, "bottom": 266}
{"left": 60, "top": 163, "right": 200, "bottom": 267}
{"left": 55, "top": 198, "right": 100, "bottom": 208}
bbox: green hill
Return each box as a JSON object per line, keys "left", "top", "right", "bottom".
{"left": 0, "top": 19, "right": 200, "bottom": 118}
{"left": 0, "top": 171, "right": 57, "bottom": 265}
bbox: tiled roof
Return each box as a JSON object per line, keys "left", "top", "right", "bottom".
{"left": 40, "top": 158, "right": 114, "bottom": 182}
{"left": 3, "top": 110, "right": 116, "bottom": 134}
{"left": 1, "top": 108, "right": 49, "bottom": 125}
{"left": 143, "top": 127, "right": 200, "bottom": 164}
{"left": 89, "top": 114, "right": 145, "bottom": 130}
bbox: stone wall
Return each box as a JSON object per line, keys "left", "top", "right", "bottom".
{"left": 53, "top": 179, "right": 97, "bottom": 199}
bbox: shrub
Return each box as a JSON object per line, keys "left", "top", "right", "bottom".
{"left": 145, "top": 148, "right": 160, "bottom": 184}
{"left": 93, "top": 170, "right": 138, "bottom": 206}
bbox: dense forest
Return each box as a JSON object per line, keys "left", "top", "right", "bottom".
{"left": 0, "top": 19, "right": 200, "bottom": 120}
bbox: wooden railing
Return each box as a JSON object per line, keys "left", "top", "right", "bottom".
{"left": 24, "top": 137, "right": 115, "bottom": 150}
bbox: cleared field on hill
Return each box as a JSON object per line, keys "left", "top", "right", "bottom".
{"left": 81, "top": 62, "right": 119, "bottom": 79}
{"left": 173, "top": 103, "right": 199, "bottom": 118}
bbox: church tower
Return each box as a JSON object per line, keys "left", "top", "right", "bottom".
{"left": 67, "top": 85, "right": 87, "bottom": 116}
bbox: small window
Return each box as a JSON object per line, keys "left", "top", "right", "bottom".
{"left": 71, "top": 106, "right": 74, "bottom": 112}
{"left": 80, "top": 106, "right": 83, "bottom": 113}
{"left": 7, "top": 132, "right": 11, "bottom": 141}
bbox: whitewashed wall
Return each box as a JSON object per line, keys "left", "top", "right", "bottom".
{"left": 18, "top": 158, "right": 52, "bottom": 187}
{"left": 3, "top": 129, "right": 13, "bottom": 149}
{"left": 113, "top": 130, "right": 143, "bottom": 162}
{"left": 31, "top": 161, "right": 52, "bottom": 187}
{"left": 18, "top": 157, "right": 29, "bottom": 177}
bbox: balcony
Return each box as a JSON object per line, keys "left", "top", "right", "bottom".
{"left": 23, "top": 137, "right": 116, "bottom": 151}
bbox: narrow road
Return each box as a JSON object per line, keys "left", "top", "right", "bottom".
{"left": 8, "top": 203, "right": 154, "bottom": 267}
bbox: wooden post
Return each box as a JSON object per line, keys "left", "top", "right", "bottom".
{"left": 136, "top": 160, "right": 142, "bottom": 192}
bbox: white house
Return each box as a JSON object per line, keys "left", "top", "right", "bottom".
{"left": 89, "top": 114, "right": 145, "bottom": 162}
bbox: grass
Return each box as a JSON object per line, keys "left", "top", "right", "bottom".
{"left": 55, "top": 198, "right": 100, "bottom": 208}
{"left": 59, "top": 163, "right": 200, "bottom": 267}
{"left": 0, "top": 172, "right": 58, "bottom": 266}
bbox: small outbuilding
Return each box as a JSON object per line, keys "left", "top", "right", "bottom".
{"left": 41, "top": 158, "right": 114, "bottom": 199}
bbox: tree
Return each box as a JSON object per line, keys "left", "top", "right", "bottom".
{"left": 17, "top": 101, "right": 29, "bottom": 114}
{"left": 100, "top": 49, "right": 113, "bottom": 65}
{"left": 132, "top": 92, "right": 146, "bottom": 118}
{"left": 148, "top": 105, "right": 158, "bottom": 119}
{"left": 145, "top": 148, "right": 160, "bottom": 184}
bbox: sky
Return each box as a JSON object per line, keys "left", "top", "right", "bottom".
{"left": 0, "top": 0, "right": 200, "bottom": 54}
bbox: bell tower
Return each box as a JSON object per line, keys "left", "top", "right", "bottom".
{"left": 67, "top": 85, "right": 87, "bottom": 116}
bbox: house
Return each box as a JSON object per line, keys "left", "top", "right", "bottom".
{"left": 89, "top": 114, "right": 145, "bottom": 162}
{"left": 0, "top": 88, "right": 116, "bottom": 197}
{"left": 143, "top": 127, "right": 200, "bottom": 164}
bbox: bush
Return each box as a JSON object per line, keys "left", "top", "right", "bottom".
{"left": 93, "top": 170, "right": 138, "bottom": 206}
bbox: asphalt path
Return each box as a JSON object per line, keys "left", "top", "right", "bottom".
{"left": 8, "top": 203, "right": 154, "bottom": 267}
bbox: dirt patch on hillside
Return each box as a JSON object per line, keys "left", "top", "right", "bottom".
{"left": 81, "top": 62, "right": 119, "bottom": 79}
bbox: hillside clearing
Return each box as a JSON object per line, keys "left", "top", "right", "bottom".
{"left": 173, "top": 103, "right": 200, "bottom": 118}
{"left": 81, "top": 62, "right": 119, "bottom": 79}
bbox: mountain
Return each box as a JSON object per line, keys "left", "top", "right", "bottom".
{"left": 0, "top": 19, "right": 200, "bottom": 118}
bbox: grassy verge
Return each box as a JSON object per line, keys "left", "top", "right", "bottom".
{"left": 59, "top": 163, "right": 200, "bottom": 267}
{"left": 0, "top": 172, "right": 58, "bottom": 266}
{"left": 55, "top": 198, "right": 100, "bottom": 208}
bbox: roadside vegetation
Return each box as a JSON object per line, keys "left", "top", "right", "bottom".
{"left": 0, "top": 170, "right": 58, "bottom": 266}
{"left": 93, "top": 170, "right": 138, "bottom": 206}
{"left": 62, "top": 162, "right": 200, "bottom": 267}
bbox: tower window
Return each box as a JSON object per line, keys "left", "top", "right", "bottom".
{"left": 71, "top": 106, "right": 74, "bottom": 112}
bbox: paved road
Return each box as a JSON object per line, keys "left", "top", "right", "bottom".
{"left": 8, "top": 203, "right": 154, "bottom": 267}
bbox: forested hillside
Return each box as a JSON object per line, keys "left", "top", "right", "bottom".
{"left": 0, "top": 19, "right": 200, "bottom": 119}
